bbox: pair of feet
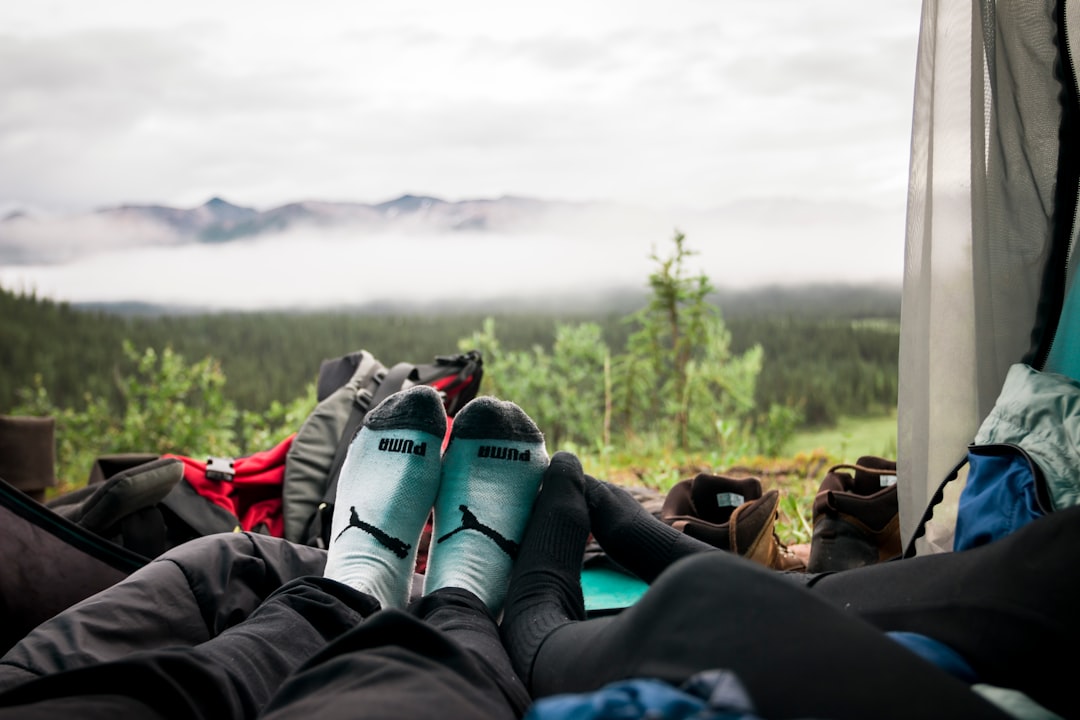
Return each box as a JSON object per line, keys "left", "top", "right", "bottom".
{"left": 322, "top": 385, "right": 548, "bottom": 615}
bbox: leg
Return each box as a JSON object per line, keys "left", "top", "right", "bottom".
{"left": 530, "top": 554, "right": 1010, "bottom": 719}
{"left": 809, "top": 504, "right": 1080, "bottom": 718}
{"left": 0, "top": 696, "right": 165, "bottom": 720}
{"left": 0, "top": 531, "right": 325, "bottom": 692}
{"left": 584, "top": 474, "right": 717, "bottom": 582}
{"left": 0, "top": 578, "right": 528, "bottom": 720}
{"left": 0, "top": 576, "right": 378, "bottom": 720}
{"left": 502, "top": 454, "right": 1011, "bottom": 719}
{"left": 585, "top": 475, "right": 812, "bottom": 587}
{"left": 261, "top": 588, "right": 530, "bottom": 720}
{"left": 408, "top": 588, "right": 531, "bottom": 713}
{"left": 501, "top": 452, "right": 592, "bottom": 684}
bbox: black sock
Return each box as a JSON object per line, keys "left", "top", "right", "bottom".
{"left": 501, "top": 451, "right": 590, "bottom": 687}
{"left": 585, "top": 475, "right": 716, "bottom": 583}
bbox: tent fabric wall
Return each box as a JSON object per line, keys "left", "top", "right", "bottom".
{"left": 898, "top": 0, "right": 1070, "bottom": 552}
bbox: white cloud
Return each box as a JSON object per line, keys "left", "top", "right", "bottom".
{"left": 0, "top": 2, "right": 923, "bottom": 204}
{"left": 0, "top": 0, "right": 922, "bottom": 305}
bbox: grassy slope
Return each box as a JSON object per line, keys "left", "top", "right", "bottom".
{"left": 787, "top": 412, "right": 897, "bottom": 465}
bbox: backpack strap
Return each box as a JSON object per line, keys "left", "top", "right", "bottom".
{"left": 307, "top": 361, "right": 419, "bottom": 548}
{"left": 316, "top": 350, "right": 367, "bottom": 402}
{"left": 323, "top": 361, "right": 418, "bottom": 496}
{"left": 902, "top": 454, "right": 969, "bottom": 558}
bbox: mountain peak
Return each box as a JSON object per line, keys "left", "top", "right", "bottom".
{"left": 203, "top": 196, "right": 241, "bottom": 209}
{"left": 198, "top": 196, "right": 256, "bottom": 220}
{"left": 375, "top": 194, "right": 445, "bottom": 214}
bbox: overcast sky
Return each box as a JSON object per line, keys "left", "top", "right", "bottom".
{"left": 0, "top": 1, "right": 925, "bottom": 307}
{"left": 1, "top": 1, "right": 922, "bottom": 212}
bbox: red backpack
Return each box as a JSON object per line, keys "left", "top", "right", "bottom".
{"left": 164, "top": 436, "right": 295, "bottom": 538}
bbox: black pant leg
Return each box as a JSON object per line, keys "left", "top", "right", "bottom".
{"left": 409, "top": 587, "right": 532, "bottom": 715}
{"left": 809, "top": 504, "right": 1080, "bottom": 718}
{"left": 0, "top": 576, "right": 377, "bottom": 720}
{"left": 0, "top": 696, "right": 166, "bottom": 720}
{"left": 532, "top": 552, "right": 1011, "bottom": 720}
{"left": 260, "top": 588, "right": 527, "bottom": 720}
{"left": 0, "top": 578, "right": 526, "bottom": 720}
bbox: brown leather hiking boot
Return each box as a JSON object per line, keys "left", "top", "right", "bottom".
{"left": 660, "top": 473, "right": 806, "bottom": 572}
{"left": 806, "top": 456, "right": 901, "bottom": 573}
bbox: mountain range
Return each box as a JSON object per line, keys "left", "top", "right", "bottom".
{"left": 0, "top": 193, "right": 588, "bottom": 265}
{"left": 101, "top": 194, "right": 558, "bottom": 240}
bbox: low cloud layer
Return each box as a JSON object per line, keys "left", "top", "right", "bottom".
{"left": 0, "top": 197, "right": 904, "bottom": 310}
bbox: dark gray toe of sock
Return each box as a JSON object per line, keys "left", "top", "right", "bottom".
{"left": 364, "top": 385, "right": 447, "bottom": 436}
{"left": 450, "top": 396, "right": 544, "bottom": 442}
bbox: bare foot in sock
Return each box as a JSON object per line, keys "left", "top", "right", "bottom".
{"left": 585, "top": 475, "right": 716, "bottom": 583}
{"left": 423, "top": 396, "right": 549, "bottom": 615}
{"left": 322, "top": 385, "right": 446, "bottom": 610}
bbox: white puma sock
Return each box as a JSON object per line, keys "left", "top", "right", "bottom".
{"left": 423, "top": 396, "right": 548, "bottom": 615}
{"left": 323, "top": 385, "right": 445, "bottom": 610}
